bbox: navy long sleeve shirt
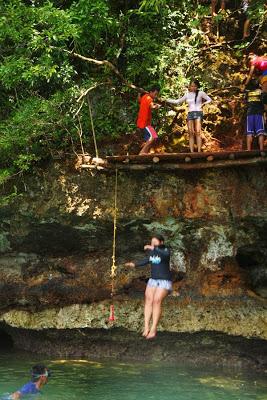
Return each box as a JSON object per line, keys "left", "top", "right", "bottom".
{"left": 135, "top": 245, "right": 172, "bottom": 281}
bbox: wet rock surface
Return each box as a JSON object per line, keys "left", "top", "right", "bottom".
{"left": 0, "top": 163, "right": 266, "bottom": 340}
{"left": 1, "top": 324, "right": 267, "bottom": 372}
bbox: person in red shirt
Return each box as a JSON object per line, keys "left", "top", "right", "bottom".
{"left": 244, "top": 53, "right": 267, "bottom": 88}
{"left": 137, "top": 86, "right": 160, "bottom": 155}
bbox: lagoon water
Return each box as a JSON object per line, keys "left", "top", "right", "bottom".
{"left": 0, "top": 350, "right": 266, "bottom": 400}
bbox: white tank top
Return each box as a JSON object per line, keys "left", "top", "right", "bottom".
{"left": 168, "top": 90, "right": 212, "bottom": 112}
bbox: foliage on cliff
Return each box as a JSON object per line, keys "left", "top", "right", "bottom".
{"left": 0, "top": 0, "right": 266, "bottom": 184}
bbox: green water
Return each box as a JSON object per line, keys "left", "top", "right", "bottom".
{"left": 0, "top": 351, "right": 266, "bottom": 400}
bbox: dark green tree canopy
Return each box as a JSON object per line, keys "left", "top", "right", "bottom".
{"left": 0, "top": 0, "right": 266, "bottom": 185}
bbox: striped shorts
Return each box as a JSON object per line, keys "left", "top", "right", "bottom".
{"left": 147, "top": 278, "right": 172, "bottom": 292}
{"left": 142, "top": 126, "right": 159, "bottom": 142}
{"left": 246, "top": 114, "right": 266, "bottom": 136}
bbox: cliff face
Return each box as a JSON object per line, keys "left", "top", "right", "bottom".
{"left": 0, "top": 163, "right": 267, "bottom": 340}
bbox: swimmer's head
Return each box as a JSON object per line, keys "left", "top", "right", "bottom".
{"left": 151, "top": 234, "right": 165, "bottom": 247}
{"left": 31, "top": 365, "right": 50, "bottom": 384}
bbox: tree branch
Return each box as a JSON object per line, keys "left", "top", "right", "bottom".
{"left": 51, "top": 46, "right": 177, "bottom": 109}
{"left": 77, "top": 82, "right": 109, "bottom": 103}
{"left": 52, "top": 46, "right": 146, "bottom": 93}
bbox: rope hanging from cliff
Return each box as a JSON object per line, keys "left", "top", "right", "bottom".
{"left": 87, "top": 95, "right": 99, "bottom": 159}
{"left": 109, "top": 167, "right": 118, "bottom": 322}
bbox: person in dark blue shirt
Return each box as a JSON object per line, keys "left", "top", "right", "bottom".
{"left": 8, "top": 365, "right": 50, "bottom": 399}
{"left": 244, "top": 79, "right": 266, "bottom": 151}
{"left": 125, "top": 234, "right": 172, "bottom": 340}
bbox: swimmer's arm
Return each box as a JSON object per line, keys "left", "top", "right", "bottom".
{"left": 11, "top": 392, "right": 21, "bottom": 400}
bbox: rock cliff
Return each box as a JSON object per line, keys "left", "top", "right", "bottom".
{"left": 0, "top": 163, "right": 267, "bottom": 346}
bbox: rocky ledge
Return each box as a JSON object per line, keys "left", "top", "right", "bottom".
{"left": 1, "top": 324, "right": 267, "bottom": 372}
{"left": 0, "top": 162, "right": 266, "bottom": 343}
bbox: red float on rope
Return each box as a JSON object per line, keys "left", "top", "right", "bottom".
{"left": 109, "top": 304, "right": 115, "bottom": 322}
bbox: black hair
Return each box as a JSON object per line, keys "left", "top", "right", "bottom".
{"left": 152, "top": 234, "right": 165, "bottom": 243}
{"left": 31, "top": 365, "right": 48, "bottom": 382}
{"left": 190, "top": 79, "right": 200, "bottom": 103}
{"left": 149, "top": 85, "right": 160, "bottom": 93}
{"left": 246, "top": 79, "right": 259, "bottom": 91}
{"left": 138, "top": 92, "right": 146, "bottom": 100}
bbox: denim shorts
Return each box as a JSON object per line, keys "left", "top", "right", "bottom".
{"left": 147, "top": 278, "right": 172, "bottom": 292}
{"left": 188, "top": 111, "right": 203, "bottom": 121}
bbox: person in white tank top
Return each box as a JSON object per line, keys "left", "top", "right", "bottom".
{"left": 167, "top": 80, "right": 212, "bottom": 153}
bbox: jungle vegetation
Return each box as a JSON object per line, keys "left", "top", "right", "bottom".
{"left": 0, "top": 0, "right": 266, "bottom": 185}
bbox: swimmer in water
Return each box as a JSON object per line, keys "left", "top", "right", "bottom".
{"left": 3, "top": 365, "right": 50, "bottom": 399}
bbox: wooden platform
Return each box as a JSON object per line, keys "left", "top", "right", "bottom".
{"left": 103, "top": 150, "right": 267, "bottom": 171}
{"left": 79, "top": 150, "right": 267, "bottom": 171}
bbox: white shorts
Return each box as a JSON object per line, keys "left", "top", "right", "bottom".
{"left": 147, "top": 278, "right": 172, "bottom": 292}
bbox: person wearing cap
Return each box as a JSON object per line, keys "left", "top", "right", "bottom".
{"left": 125, "top": 235, "right": 172, "bottom": 340}
{"left": 9, "top": 365, "right": 50, "bottom": 399}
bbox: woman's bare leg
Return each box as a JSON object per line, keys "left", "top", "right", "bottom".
{"left": 187, "top": 120, "right": 195, "bottom": 153}
{"left": 146, "top": 288, "right": 169, "bottom": 339}
{"left": 195, "top": 119, "right": 202, "bottom": 152}
{"left": 143, "top": 286, "right": 157, "bottom": 337}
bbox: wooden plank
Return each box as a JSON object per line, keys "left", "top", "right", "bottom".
{"left": 106, "top": 150, "right": 264, "bottom": 164}
{"left": 104, "top": 157, "right": 267, "bottom": 171}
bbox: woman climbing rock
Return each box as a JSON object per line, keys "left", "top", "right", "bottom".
{"left": 167, "top": 79, "right": 212, "bottom": 153}
{"left": 125, "top": 235, "right": 172, "bottom": 340}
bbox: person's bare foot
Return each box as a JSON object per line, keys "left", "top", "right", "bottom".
{"left": 146, "top": 330, "right": 157, "bottom": 340}
{"left": 142, "top": 328, "right": 150, "bottom": 337}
